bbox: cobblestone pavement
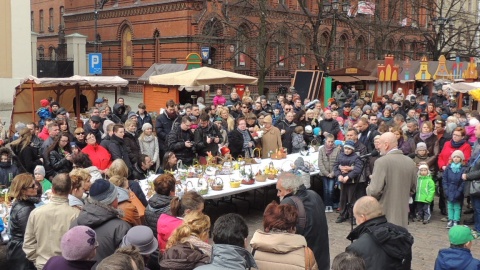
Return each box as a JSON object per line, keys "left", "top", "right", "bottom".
{"left": 2, "top": 92, "right": 480, "bottom": 269}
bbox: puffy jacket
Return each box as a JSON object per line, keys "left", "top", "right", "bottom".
{"left": 434, "top": 247, "right": 480, "bottom": 270}
{"left": 194, "top": 123, "right": 223, "bottom": 157}
{"left": 48, "top": 149, "right": 73, "bottom": 175}
{"left": 346, "top": 216, "right": 414, "bottom": 270}
{"left": 443, "top": 165, "right": 466, "bottom": 202}
{"left": 438, "top": 140, "right": 472, "bottom": 169}
{"left": 112, "top": 103, "right": 126, "bottom": 124}
{"left": 292, "top": 133, "right": 306, "bottom": 153}
{"left": 7, "top": 199, "right": 37, "bottom": 261}
{"left": 160, "top": 241, "right": 210, "bottom": 269}
{"left": 333, "top": 151, "right": 363, "bottom": 183}
{"left": 157, "top": 214, "right": 183, "bottom": 251}
{"left": 71, "top": 199, "right": 131, "bottom": 267}
{"left": 145, "top": 193, "right": 173, "bottom": 237}
{"left": 212, "top": 95, "right": 226, "bottom": 106}
{"left": 415, "top": 175, "right": 435, "bottom": 203}
{"left": 81, "top": 144, "right": 112, "bottom": 171}
{"left": 124, "top": 131, "right": 141, "bottom": 165}
{"left": 195, "top": 244, "right": 257, "bottom": 270}
{"left": 106, "top": 134, "right": 133, "bottom": 172}
{"left": 136, "top": 111, "right": 153, "bottom": 130}
{"left": 318, "top": 145, "right": 341, "bottom": 177}
{"left": 117, "top": 187, "right": 141, "bottom": 226}
{"left": 167, "top": 125, "right": 195, "bottom": 165}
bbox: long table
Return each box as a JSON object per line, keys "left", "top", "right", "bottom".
{"left": 139, "top": 151, "right": 321, "bottom": 201}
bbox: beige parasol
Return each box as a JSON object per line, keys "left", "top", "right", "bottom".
{"left": 149, "top": 67, "right": 258, "bottom": 86}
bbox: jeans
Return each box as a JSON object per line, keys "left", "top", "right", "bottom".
{"left": 472, "top": 196, "right": 480, "bottom": 232}
{"left": 416, "top": 202, "right": 431, "bottom": 221}
{"left": 447, "top": 201, "right": 462, "bottom": 222}
{"left": 322, "top": 177, "right": 335, "bottom": 207}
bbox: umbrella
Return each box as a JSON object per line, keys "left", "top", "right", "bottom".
{"left": 149, "top": 67, "right": 258, "bottom": 86}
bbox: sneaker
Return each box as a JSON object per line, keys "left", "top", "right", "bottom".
{"left": 446, "top": 220, "right": 453, "bottom": 229}
{"left": 423, "top": 220, "right": 429, "bottom": 224}
{"left": 325, "top": 206, "right": 333, "bottom": 213}
{"left": 453, "top": 221, "right": 458, "bottom": 226}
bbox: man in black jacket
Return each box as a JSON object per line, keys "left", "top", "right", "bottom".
{"left": 155, "top": 100, "right": 179, "bottom": 163}
{"left": 194, "top": 112, "right": 222, "bottom": 160}
{"left": 106, "top": 124, "right": 133, "bottom": 172}
{"left": 356, "top": 118, "right": 379, "bottom": 153}
{"left": 167, "top": 116, "right": 195, "bottom": 166}
{"left": 346, "top": 196, "right": 414, "bottom": 270}
{"left": 277, "top": 172, "right": 330, "bottom": 270}
{"left": 319, "top": 110, "right": 340, "bottom": 140}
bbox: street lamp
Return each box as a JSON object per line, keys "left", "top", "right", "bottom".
{"left": 326, "top": 0, "right": 350, "bottom": 70}
{"left": 430, "top": 16, "right": 456, "bottom": 59}
{"left": 94, "top": 0, "right": 109, "bottom": 53}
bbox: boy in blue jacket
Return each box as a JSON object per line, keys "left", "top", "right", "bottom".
{"left": 435, "top": 225, "right": 480, "bottom": 270}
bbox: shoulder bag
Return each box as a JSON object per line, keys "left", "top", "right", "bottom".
{"left": 468, "top": 154, "right": 480, "bottom": 197}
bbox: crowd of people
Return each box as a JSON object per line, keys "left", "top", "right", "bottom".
{"left": 1, "top": 84, "right": 480, "bottom": 269}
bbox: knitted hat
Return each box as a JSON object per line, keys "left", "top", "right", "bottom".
{"left": 128, "top": 111, "right": 137, "bottom": 119}
{"left": 95, "top": 98, "right": 104, "bottom": 104}
{"left": 451, "top": 150, "right": 465, "bottom": 161}
{"left": 362, "top": 105, "right": 372, "bottom": 113}
{"left": 142, "top": 123, "right": 153, "bottom": 131}
{"left": 61, "top": 226, "right": 97, "bottom": 261}
{"left": 263, "top": 115, "right": 273, "bottom": 124}
{"left": 121, "top": 226, "right": 158, "bottom": 255}
{"left": 344, "top": 140, "right": 355, "bottom": 150}
{"left": 313, "top": 127, "right": 321, "bottom": 136}
{"left": 89, "top": 179, "right": 118, "bottom": 205}
{"left": 40, "top": 99, "right": 50, "bottom": 107}
{"left": 304, "top": 125, "right": 313, "bottom": 134}
{"left": 416, "top": 142, "right": 427, "bottom": 151}
{"left": 449, "top": 225, "right": 477, "bottom": 245}
{"left": 34, "top": 165, "right": 45, "bottom": 177}
{"left": 418, "top": 164, "right": 429, "bottom": 171}
{"left": 50, "top": 101, "right": 60, "bottom": 108}
{"left": 336, "top": 117, "right": 344, "bottom": 123}
{"left": 214, "top": 117, "right": 223, "bottom": 123}
{"left": 57, "top": 107, "right": 67, "bottom": 115}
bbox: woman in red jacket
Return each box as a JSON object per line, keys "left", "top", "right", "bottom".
{"left": 438, "top": 127, "right": 472, "bottom": 171}
{"left": 81, "top": 132, "right": 112, "bottom": 173}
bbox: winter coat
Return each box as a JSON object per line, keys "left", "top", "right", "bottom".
{"left": 112, "top": 103, "right": 126, "bottom": 124}
{"left": 137, "top": 111, "right": 153, "bottom": 130}
{"left": 81, "top": 144, "right": 112, "bottom": 171}
{"left": 106, "top": 134, "right": 133, "bottom": 172}
{"left": 117, "top": 187, "right": 141, "bottom": 226}
{"left": 7, "top": 198, "right": 37, "bottom": 267}
{"left": 37, "top": 107, "right": 51, "bottom": 128}
{"left": 212, "top": 95, "right": 226, "bottom": 106}
{"left": 157, "top": 214, "right": 183, "bottom": 252}
{"left": 71, "top": 198, "right": 131, "bottom": 267}
{"left": 367, "top": 150, "right": 417, "bottom": 228}
{"left": 276, "top": 120, "right": 296, "bottom": 154}
{"left": 145, "top": 193, "right": 173, "bottom": 237}
{"left": 292, "top": 133, "right": 306, "bottom": 153}
{"left": 43, "top": 256, "right": 96, "bottom": 270}
{"left": 438, "top": 140, "right": 472, "bottom": 169}
{"left": 124, "top": 131, "right": 141, "bottom": 165}
{"left": 346, "top": 216, "right": 414, "bottom": 270}
{"left": 48, "top": 148, "right": 73, "bottom": 175}
{"left": 86, "top": 166, "right": 103, "bottom": 182}
{"left": 194, "top": 244, "right": 257, "bottom": 270}
{"left": 83, "top": 123, "right": 103, "bottom": 143}
{"left": 413, "top": 133, "right": 439, "bottom": 171}
{"left": 333, "top": 90, "right": 347, "bottom": 106}
{"left": 434, "top": 247, "right": 480, "bottom": 270}
{"left": 11, "top": 144, "right": 43, "bottom": 174}
{"left": 82, "top": 144, "right": 112, "bottom": 170}
{"left": 139, "top": 135, "right": 159, "bottom": 170}
{"left": 160, "top": 242, "right": 210, "bottom": 270}
{"left": 155, "top": 111, "right": 179, "bottom": 147}
{"left": 129, "top": 180, "right": 148, "bottom": 206}
{"left": 319, "top": 118, "right": 340, "bottom": 140}
{"left": 132, "top": 163, "right": 149, "bottom": 180}
{"left": 228, "top": 128, "right": 254, "bottom": 159}
{"left": 358, "top": 125, "right": 380, "bottom": 153}
{"left": 333, "top": 151, "right": 363, "bottom": 183}
{"left": 415, "top": 175, "right": 435, "bottom": 203}
{"left": 443, "top": 165, "right": 466, "bottom": 202}
{"left": 194, "top": 123, "right": 223, "bottom": 157}
{"left": 0, "top": 161, "right": 19, "bottom": 187}
{"left": 318, "top": 145, "right": 341, "bottom": 177}
{"left": 260, "top": 126, "right": 282, "bottom": 158}
{"left": 467, "top": 125, "right": 477, "bottom": 144}
{"left": 281, "top": 185, "right": 330, "bottom": 270}
{"left": 167, "top": 125, "right": 195, "bottom": 165}
{"left": 250, "top": 230, "right": 318, "bottom": 270}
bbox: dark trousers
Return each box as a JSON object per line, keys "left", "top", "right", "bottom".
{"left": 339, "top": 183, "right": 363, "bottom": 218}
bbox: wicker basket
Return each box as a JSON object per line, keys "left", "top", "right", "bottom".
{"left": 255, "top": 174, "right": 267, "bottom": 182}
{"left": 211, "top": 177, "right": 224, "bottom": 191}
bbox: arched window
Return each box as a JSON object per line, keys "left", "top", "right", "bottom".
{"left": 397, "top": 40, "right": 405, "bottom": 60}
{"left": 355, "top": 37, "right": 365, "bottom": 60}
{"left": 39, "top": 10, "right": 44, "bottom": 32}
{"left": 49, "top": 47, "right": 56, "bottom": 60}
{"left": 60, "top": 6, "right": 65, "bottom": 29}
{"left": 236, "top": 24, "right": 249, "bottom": 67}
{"left": 153, "top": 29, "right": 160, "bottom": 63}
{"left": 386, "top": 39, "right": 395, "bottom": 54}
{"left": 338, "top": 35, "right": 348, "bottom": 68}
{"left": 38, "top": 46, "right": 45, "bottom": 59}
{"left": 121, "top": 26, "right": 133, "bottom": 67}
{"left": 320, "top": 32, "right": 328, "bottom": 57}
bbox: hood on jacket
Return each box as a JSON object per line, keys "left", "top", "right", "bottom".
{"left": 160, "top": 242, "right": 210, "bottom": 269}
{"left": 147, "top": 193, "right": 172, "bottom": 212}
{"left": 435, "top": 248, "right": 479, "bottom": 269}
{"left": 75, "top": 198, "right": 123, "bottom": 228}
{"left": 117, "top": 187, "right": 130, "bottom": 203}
{"left": 249, "top": 230, "right": 307, "bottom": 254}
{"left": 0, "top": 147, "right": 14, "bottom": 166}
{"left": 199, "top": 244, "right": 257, "bottom": 270}
{"left": 347, "top": 216, "right": 413, "bottom": 263}
{"left": 113, "top": 103, "right": 126, "bottom": 116}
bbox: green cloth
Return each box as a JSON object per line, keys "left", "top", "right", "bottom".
{"left": 39, "top": 178, "right": 52, "bottom": 193}
{"left": 447, "top": 201, "right": 462, "bottom": 222}
{"left": 415, "top": 175, "right": 435, "bottom": 203}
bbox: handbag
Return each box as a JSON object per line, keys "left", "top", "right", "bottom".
{"left": 468, "top": 153, "right": 480, "bottom": 197}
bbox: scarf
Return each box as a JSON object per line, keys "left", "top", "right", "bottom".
{"left": 419, "top": 132, "right": 433, "bottom": 141}
{"left": 451, "top": 139, "right": 466, "bottom": 149}
{"left": 185, "top": 235, "right": 212, "bottom": 257}
{"left": 239, "top": 128, "right": 253, "bottom": 156}
{"left": 325, "top": 144, "right": 335, "bottom": 155}
{"left": 142, "top": 134, "right": 155, "bottom": 143}
{"left": 450, "top": 162, "right": 462, "bottom": 173}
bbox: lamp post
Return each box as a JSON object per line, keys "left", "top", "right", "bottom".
{"left": 94, "top": 0, "right": 109, "bottom": 53}
{"left": 430, "top": 16, "right": 456, "bottom": 60}
{"left": 323, "top": 0, "right": 350, "bottom": 70}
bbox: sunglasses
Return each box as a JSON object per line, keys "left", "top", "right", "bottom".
{"left": 285, "top": 108, "right": 292, "bottom": 111}
{"left": 24, "top": 183, "right": 36, "bottom": 190}
{"left": 242, "top": 106, "right": 248, "bottom": 109}
{"left": 76, "top": 132, "right": 85, "bottom": 135}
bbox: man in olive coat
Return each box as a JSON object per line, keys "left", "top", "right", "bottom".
{"left": 367, "top": 132, "right": 417, "bottom": 228}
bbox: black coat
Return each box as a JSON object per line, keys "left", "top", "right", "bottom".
{"left": 7, "top": 199, "right": 36, "bottom": 263}
{"left": 48, "top": 148, "right": 73, "bottom": 175}
{"left": 137, "top": 111, "right": 153, "bottom": 131}
{"left": 358, "top": 125, "right": 380, "bottom": 153}
{"left": 276, "top": 120, "right": 296, "bottom": 154}
{"left": 194, "top": 123, "right": 223, "bottom": 157}
{"left": 228, "top": 129, "right": 254, "bottom": 159}
{"left": 281, "top": 186, "right": 330, "bottom": 270}
{"left": 106, "top": 135, "right": 133, "bottom": 172}
{"left": 0, "top": 162, "right": 20, "bottom": 187}
{"left": 123, "top": 131, "right": 141, "bottom": 165}
{"left": 167, "top": 125, "right": 195, "bottom": 166}
{"left": 11, "top": 144, "right": 42, "bottom": 174}
{"left": 319, "top": 118, "right": 340, "bottom": 139}
{"left": 346, "top": 216, "right": 414, "bottom": 270}
{"left": 155, "top": 111, "right": 178, "bottom": 147}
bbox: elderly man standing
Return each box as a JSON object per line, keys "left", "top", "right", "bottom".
{"left": 277, "top": 172, "right": 330, "bottom": 270}
{"left": 346, "top": 196, "right": 414, "bottom": 270}
{"left": 367, "top": 132, "right": 417, "bottom": 228}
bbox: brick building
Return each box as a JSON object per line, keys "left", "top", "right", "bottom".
{"left": 57, "top": 0, "right": 436, "bottom": 93}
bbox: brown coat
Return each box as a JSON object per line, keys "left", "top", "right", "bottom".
{"left": 261, "top": 126, "right": 282, "bottom": 158}
{"left": 118, "top": 200, "right": 142, "bottom": 226}
{"left": 367, "top": 149, "right": 417, "bottom": 228}
{"left": 250, "top": 230, "right": 318, "bottom": 270}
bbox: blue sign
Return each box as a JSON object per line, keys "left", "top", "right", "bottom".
{"left": 88, "top": 53, "right": 102, "bottom": 75}
{"left": 201, "top": 47, "right": 210, "bottom": 61}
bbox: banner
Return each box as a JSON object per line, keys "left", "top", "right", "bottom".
{"left": 201, "top": 47, "right": 210, "bottom": 61}
{"left": 239, "top": 53, "right": 246, "bottom": 66}
{"left": 358, "top": 1, "right": 375, "bottom": 15}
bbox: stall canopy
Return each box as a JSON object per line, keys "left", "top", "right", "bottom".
{"left": 11, "top": 75, "right": 128, "bottom": 135}
{"left": 446, "top": 82, "right": 480, "bottom": 93}
{"left": 149, "top": 67, "right": 258, "bottom": 86}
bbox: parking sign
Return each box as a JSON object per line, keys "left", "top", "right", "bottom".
{"left": 89, "top": 53, "right": 102, "bottom": 75}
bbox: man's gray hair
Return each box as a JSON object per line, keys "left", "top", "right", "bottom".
{"left": 278, "top": 172, "right": 303, "bottom": 194}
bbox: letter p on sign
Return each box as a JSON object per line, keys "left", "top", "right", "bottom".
{"left": 89, "top": 53, "right": 102, "bottom": 75}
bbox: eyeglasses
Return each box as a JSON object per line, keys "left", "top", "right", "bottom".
{"left": 24, "top": 183, "right": 36, "bottom": 190}
{"left": 285, "top": 108, "right": 292, "bottom": 111}
{"left": 242, "top": 106, "right": 248, "bottom": 109}
{"left": 76, "top": 132, "right": 85, "bottom": 135}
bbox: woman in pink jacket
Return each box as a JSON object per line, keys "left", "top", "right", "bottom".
{"left": 212, "top": 88, "right": 226, "bottom": 106}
